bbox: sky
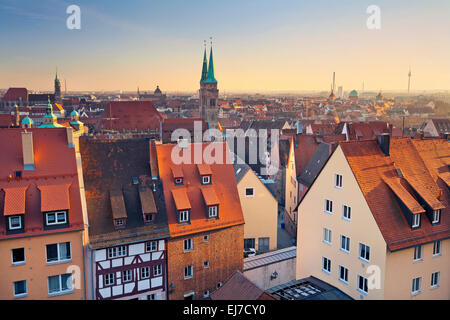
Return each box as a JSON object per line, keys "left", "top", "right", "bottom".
{"left": 0, "top": 0, "right": 449, "bottom": 93}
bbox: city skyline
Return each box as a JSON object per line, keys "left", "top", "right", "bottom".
{"left": 1, "top": 0, "right": 449, "bottom": 92}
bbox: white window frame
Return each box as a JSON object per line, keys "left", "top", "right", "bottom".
{"left": 357, "top": 275, "right": 369, "bottom": 295}
{"left": 175, "top": 178, "right": 183, "bottom": 184}
{"left": 322, "top": 257, "right": 331, "bottom": 274}
{"left": 432, "top": 210, "right": 440, "bottom": 224}
{"left": 342, "top": 205, "right": 351, "bottom": 221}
{"left": 184, "top": 238, "right": 193, "bottom": 252}
{"left": 203, "top": 290, "right": 210, "bottom": 298}
{"left": 9, "top": 216, "right": 22, "bottom": 230}
{"left": 184, "top": 265, "right": 193, "bottom": 279}
{"left": 324, "top": 199, "right": 333, "bottom": 214}
{"left": 323, "top": 228, "right": 332, "bottom": 245}
{"left": 153, "top": 264, "right": 162, "bottom": 277}
{"left": 108, "top": 246, "right": 127, "bottom": 259}
{"left": 432, "top": 240, "right": 441, "bottom": 257}
{"left": 413, "top": 245, "right": 423, "bottom": 262}
{"left": 412, "top": 277, "right": 422, "bottom": 295}
{"left": 208, "top": 206, "right": 218, "bottom": 218}
{"left": 11, "top": 248, "right": 25, "bottom": 265}
{"left": 339, "top": 265, "right": 349, "bottom": 284}
{"left": 48, "top": 274, "right": 73, "bottom": 296}
{"left": 13, "top": 280, "right": 27, "bottom": 298}
{"left": 46, "top": 211, "right": 67, "bottom": 226}
{"left": 141, "top": 266, "right": 150, "bottom": 279}
{"left": 430, "top": 272, "right": 440, "bottom": 289}
{"left": 146, "top": 241, "right": 158, "bottom": 252}
{"left": 204, "top": 261, "right": 210, "bottom": 269}
{"left": 203, "top": 235, "right": 210, "bottom": 242}
{"left": 202, "top": 175, "right": 211, "bottom": 184}
{"left": 115, "top": 219, "right": 124, "bottom": 227}
{"left": 412, "top": 213, "right": 420, "bottom": 228}
{"left": 104, "top": 273, "right": 115, "bottom": 286}
{"left": 340, "top": 235, "right": 350, "bottom": 253}
{"left": 335, "top": 174, "right": 343, "bottom": 189}
{"left": 245, "top": 188, "right": 254, "bottom": 197}
{"left": 123, "top": 270, "right": 132, "bottom": 282}
{"left": 179, "top": 210, "right": 190, "bottom": 223}
{"left": 46, "top": 242, "right": 72, "bottom": 264}
{"left": 359, "top": 243, "right": 370, "bottom": 262}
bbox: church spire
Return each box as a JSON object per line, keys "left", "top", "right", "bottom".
{"left": 200, "top": 41, "right": 208, "bottom": 82}
{"left": 206, "top": 39, "right": 217, "bottom": 83}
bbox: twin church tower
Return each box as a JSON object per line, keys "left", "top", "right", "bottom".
{"left": 199, "top": 42, "right": 219, "bottom": 129}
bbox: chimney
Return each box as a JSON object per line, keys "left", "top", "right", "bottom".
{"left": 66, "top": 127, "right": 75, "bottom": 148}
{"left": 377, "top": 133, "right": 390, "bottom": 156}
{"left": 443, "top": 132, "right": 450, "bottom": 141}
{"left": 21, "top": 131, "right": 35, "bottom": 170}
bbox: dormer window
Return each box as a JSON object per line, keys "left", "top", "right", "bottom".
{"left": 202, "top": 175, "right": 211, "bottom": 185}
{"left": 412, "top": 213, "right": 421, "bottom": 229}
{"left": 432, "top": 210, "right": 441, "bottom": 224}
{"left": 46, "top": 211, "right": 67, "bottom": 226}
{"left": 144, "top": 214, "right": 154, "bottom": 223}
{"left": 178, "top": 210, "right": 190, "bottom": 223}
{"left": 208, "top": 206, "right": 218, "bottom": 218}
{"left": 114, "top": 219, "right": 126, "bottom": 228}
{"left": 8, "top": 216, "right": 23, "bottom": 230}
{"left": 175, "top": 178, "right": 183, "bottom": 185}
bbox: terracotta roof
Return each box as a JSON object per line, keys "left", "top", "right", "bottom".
{"left": 382, "top": 177, "right": 425, "bottom": 214}
{"left": 438, "top": 172, "right": 450, "bottom": 188}
{"left": 201, "top": 186, "right": 220, "bottom": 206}
{"left": 79, "top": 138, "right": 170, "bottom": 248}
{"left": 37, "top": 184, "right": 71, "bottom": 212}
{"left": 210, "top": 271, "right": 276, "bottom": 300}
{"left": 340, "top": 138, "right": 450, "bottom": 251}
{"left": 171, "top": 188, "right": 192, "bottom": 210}
{"left": 197, "top": 163, "right": 212, "bottom": 176}
{"left": 110, "top": 190, "right": 128, "bottom": 219}
{"left": 0, "top": 128, "right": 85, "bottom": 239}
{"left": 156, "top": 142, "right": 244, "bottom": 238}
{"left": 2, "top": 186, "right": 28, "bottom": 216}
{"left": 3, "top": 88, "right": 28, "bottom": 102}
{"left": 171, "top": 166, "right": 184, "bottom": 179}
{"left": 139, "top": 187, "right": 157, "bottom": 214}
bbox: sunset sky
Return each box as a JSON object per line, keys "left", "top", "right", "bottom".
{"left": 0, "top": 0, "right": 449, "bottom": 93}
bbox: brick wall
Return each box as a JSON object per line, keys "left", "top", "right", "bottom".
{"left": 167, "top": 224, "right": 244, "bottom": 300}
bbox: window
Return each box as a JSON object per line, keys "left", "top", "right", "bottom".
{"left": 175, "top": 178, "right": 183, "bottom": 185}
{"left": 359, "top": 243, "right": 370, "bottom": 262}
{"left": 46, "top": 211, "right": 67, "bottom": 225}
{"left": 48, "top": 274, "right": 73, "bottom": 295}
{"left": 115, "top": 219, "right": 124, "bottom": 227}
{"left": 258, "top": 237, "right": 270, "bottom": 252}
{"left": 358, "top": 275, "right": 368, "bottom": 294}
{"left": 204, "top": 261, "right": 210, "bottom": 268}
{"left": 322, "top": 257, "right": 331, "bottom": 274}
{"left": 413, "top": 245, "right": 423, "bottom": 261}
{"left": 431, "top": 272, "right": 440, "bottom": 288}
{"left": 244, "top": 238, "right": 255, "bottom": 250}
{"left": 184, "top": 265, "right": 193, "bottom": 279}
{"left": 339, "top": 266, "right": 348, "bottom": 283}
{"left": 323, "top": 228, "right": 332, "bottom": 244}
{"left": 13, "top": 280, "right": 27, "bottom": 297}
{"left": 343, "top": 205, "right": 351, "bottom": 220}
{"left": 412, "top": 277, "right": 422, "bottom": 295}
{"left": 144, "top": 214, "right": 154, "bottom": 222}
{"left": 46, "top": 242, "right": 71, "bottom": 263}
{"left": 108, "top": 246, "right": 127, "bottom": 258}
{"left": 9, "top": 216, "right": 22, "bottom": 230}
{"left": 123, "top": 270, "right": 132, "bottom": 282}
{"left": 203, "top": 235, "right": 209, "bottom": 242}
{"left": 104, "top": 273, "right": 115, "bottom": 286}
{"left": 412, "top": 213, "right": 420, "bottom": 228}
{"left": 203, "top": 290, "right": 210, "bottom": 298}
{"left": 433, "top": 240, "right": 441, "bottom": 256}
{"left": 202, "top": 176, "right": 211, "bottom": 185}
{"left": 146, "top": 241, "right": 158, "bottom": 252}
{"left": 325, "top": 199, "right": 333, "bottom": 214}
{"left": 217, "top": 282, "right": 223, "bottom": 288}
{"left": 245, "top": 188, "right": 254, "bottom": 197}
{"left": 12, "top": 248, "right": 25, "bottom": 265}
{"left": 432, "top": 210, "right": 441, "bottom": 224}
{"left": 208, "top": 206, "right": 218, "bottom": 218}
{"left": 141, "top": 267, "right": 150, "bottom": 279}
{"left": 154, "top": 264, "right": 162, "bottom": 276}
{"left": 184, "top": 239, "right": 193, "bottom": 252}
{"left": 179, "top": 210, "right": 190, "bottom": 223}
{"left": 340, "top": 235, "right": 350, "bottom": 253}
{"left": 335, "top": 174, "right": 342, "bottom": 188}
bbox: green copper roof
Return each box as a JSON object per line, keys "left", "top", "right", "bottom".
{"left": 21, "top": 116, "right": 33, "bottom": 124}
{"left": 349, "top": 90, "right": 358, "bottom": 97}
{"left": 55, "top": 69, "right": 60, "bottom": 83}
{"left": 206, "top": 47, "right": 217, "bottom": 83}
{"left": 200, "top": 48, "right": 208, "bottom": 83}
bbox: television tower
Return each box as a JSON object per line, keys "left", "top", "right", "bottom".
{"left": 408, "top": 67, "right": 412, "bottom": 94}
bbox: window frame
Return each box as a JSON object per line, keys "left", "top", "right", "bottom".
{"left": 9, "top": 216, "right": 22, "bottom": 230}
{"left": 11, "top": 248, "right": 25, "bottom": 265}
{"left": 342, "top": 205, "right": 351, "bottom": 221}
{"left": 108, "top": 246, "right": 127, "bottom": 259}
{"left": 411, "top": 277, "right": 422, "bottom": 295}
{"left": 178, "top": 210, "right": 190, "bottom": 223}
{"left": 357, "top": 275, "right": 369, "bottom": 295}
{"left": 13, "top": 280, "right": 27, "bottom": 298}
{"left": 340, "top": 235, "right": 350, "bottom": 253}
{"left": 339, "top": 265, "right": 349, "bottom": 284}
{"left": 46, "top": 242, "right": 72, "bottom": 264}
{"left": 324, "top": 199, "right": 333, "bottom": 214}
{"left": 413, "top": 245, "right": 423, "bottom": 262}
{"left": 48, "top": 273, "right": 73, "bottom": 296}
{"left": 412, "top": 213, "right": 421, "bottom": 228}
{"left": 208, "top": 205, "right": 218, "bottom": 218}
{"left": 202, "top": 175, "right": 211, "bottom": 185}
{"left": 104, "top": 273, "right": 115, "bottom": 287}
{"left": 430, "top": 272, "right": 440, "bottom": 289}
{"left": 153, "top": 264, "right": 162, "bottom": 277}
{"left": 46, "top": 211, "right": 67, "bottom": 226}
{"left": 123, "top": 270, "right": 133, "bottom": 283}
{"left": 245, "top": 188, "right": 255, "bottom": 197}
{"left": 432, "top": 240, "right": 441, "bottom": 257}
{"left": 184, "top": 238, "right": 193, "bottom": 252}
{"left": 359, "top": 243, "right": 370, "bottom": 262}
{"left": 146, "top": 241, "right": 158, "bottom": 253}
{"left": 322, "top": 256, "right": 331, "bottom": 274}
{"left": 432, "top": 210, "right": 440, "bottom": 224}
{"left": 335, "top": 174, "right": 343, "bottom": 189}
{"left": 323, "top": 228, "right": 332, "bottom": 245}
{"left": 141, "top": 266, "right": 150, "bottom": 279}
{"left": 184, "top": 265, "right": 193, "bottom": 279}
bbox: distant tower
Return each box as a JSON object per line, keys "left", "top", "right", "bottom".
{"left": 14, "top": 103, "right": 20, "bottom": 127}
{"left": 199, "top": 39, "right": 219, "bottom": 129}
{"left": 408, "top": 67, "right": 412, "bottom": 94}
{"left": 328, "top": 72, "right": 336, "bottom": 103}
{"left": 54, "top": 69, "right": 62, "bottom": 104}
{"left": 39, "top": 97, "right": 63, "bottom": 128}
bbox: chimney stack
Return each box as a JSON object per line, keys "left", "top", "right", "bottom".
{"left": 377, "top": 133, "right": 390, "bottom": 156}
{"left": 21, "top": 131, "right": 35, "bottom": 170}
{"left": 443, "top": 132, "right": 450, "bottom": 141}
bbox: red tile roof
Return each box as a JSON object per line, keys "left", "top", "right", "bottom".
{"left": 156, "top": 142, "right": 244, "bottom": 238}
{"left": 0, "top": 128, "right": 85, "bottom": 239}
{"left": 2, "top": 186, "right": 28, "bottom": 216}
{"left": 197, "top": 163, "right": 212, "bottom": 176}
{"left": 201, "top": 186, "right": 220, "bottom": 206}
{"left": 171, "top": 188, "right": 192, "bottom": 210}
{"left": 340, "top": 138, "right": 450, "bottom": 251}
{"left": 37, "top": 183, "right": 71, "bottom": 212}
{"left": 2, "top": 88, "right": 28, "bottom": 102}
